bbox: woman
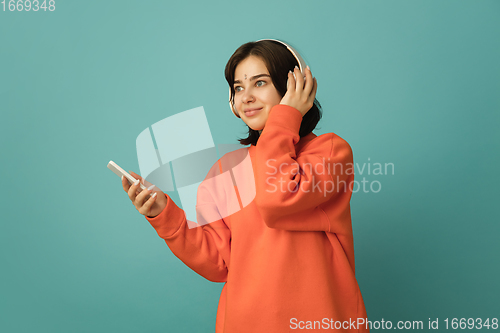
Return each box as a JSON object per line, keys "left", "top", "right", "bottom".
{"left": 122, "top": 39, "right": 369, "bottom": 332}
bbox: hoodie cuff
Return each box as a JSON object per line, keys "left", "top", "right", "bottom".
{"left": 145, "top": 193, "right": 186, "bottom": 239}
{"left": 265, "top": 104, "right": 302, "bottom": 136}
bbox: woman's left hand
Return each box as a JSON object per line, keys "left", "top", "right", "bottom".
{"left": 279, "top": 65, "right": 317, "bottom": 117}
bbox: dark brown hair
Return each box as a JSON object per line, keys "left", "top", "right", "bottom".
{"left": 225, "top": 40, "right": 322, "bottom": 146}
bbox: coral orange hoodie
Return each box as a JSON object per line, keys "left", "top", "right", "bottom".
{"left": 145, "top": 104, "right": 369, "bottom": 332}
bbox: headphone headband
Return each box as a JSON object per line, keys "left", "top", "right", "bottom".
{"left": 229, "top": 39, "right": 306, "bottom": 118}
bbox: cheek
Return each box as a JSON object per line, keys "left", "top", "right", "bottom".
{"left": 233, "top": 94, "right": 241, "bottom": 107}
{"left": 263, "top": 89, "right": 282, "bottom": 105}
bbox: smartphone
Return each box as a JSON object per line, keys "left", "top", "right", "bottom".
{"left": 107, "top": 160, "right": 153, "bottom": 198}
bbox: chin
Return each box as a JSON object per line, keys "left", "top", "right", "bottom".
{"left": 242, "top": 115, "right": 267, "bottom": 132}
{"left": 246, "top": 121, "right": 265, "bottom": 131}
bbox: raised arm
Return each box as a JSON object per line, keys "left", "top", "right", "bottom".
{"left": 254, "top": 104, "right": 354, "bottom": 235}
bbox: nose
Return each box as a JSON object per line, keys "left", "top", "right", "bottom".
{"left": 242, "top": 89, "right": 254, "bottom": 104}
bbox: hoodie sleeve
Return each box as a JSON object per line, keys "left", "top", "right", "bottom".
{"left": 254, "top": 104, "right": 354, "bottom": 235}
{"left": 145, "top": 162, "right": 231, "bottom": 283}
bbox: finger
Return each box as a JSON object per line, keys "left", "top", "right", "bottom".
{"left": 287, "top": 70, "right": 296, "bottom": 92}
{"left": 139, "top": 192, "right": 158, "bottom": 216}
{"left": 127, "top": 178, "right": 141, "bottom": 201}
{"left": 137, "top": 188, "right": 155, "bottom": 214}
{"left": 130, "top": 170, "right": 156, "bottom": 191}
{"left": 294, "top": 66, "right": 304, "bottom": 92}
{"left": 135, "top": 187, "right": 153, "bottom": 207}
{"left": 129, "top": 171, "right": 143, "bottom": 184}
{"left": 122, "top": 175, "right": 132, "bottom": 192}
{"left": 130, "top": 171, "right": 154, "bottom": 189}
{"left": 308, "top": 77, "right": 318, "bottom": 104}
{"left": 303, "top": 66, "right": 314, "bottom": 95}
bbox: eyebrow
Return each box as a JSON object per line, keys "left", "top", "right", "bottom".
{"left": 234, "top": 74, "right": 270, "bottom": 84}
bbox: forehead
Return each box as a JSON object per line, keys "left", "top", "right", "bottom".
{"left": 234, "top": 56, "right": 269, "bottom": 79}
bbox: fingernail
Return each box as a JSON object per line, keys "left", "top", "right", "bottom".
{"left": 295, "top": 65, "right": 299, "bottom": 70}
{"left": 147, "top": 184, "right": 155, "bottom": 191}
{"left": 152, "top": 192, "right": 157, "bottom": 198}
{"left": 121, "top": 176, "right": 124, "bottom": 181}
{"left": 306, "top": 65, "right": 310, "bottom": 70}
{"left": 134, "top": 179, "right": 139, "bottom": 186}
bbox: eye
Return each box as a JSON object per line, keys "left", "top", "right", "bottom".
{"left": 256, "top": 80, "right": 266, "bottom": 87}
{"left": 234, "top": 86, "right": 243, "bottom": 93}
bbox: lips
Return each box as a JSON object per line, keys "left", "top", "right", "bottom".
{"left": 244, "top": 107, "right": 263, "bottom": 117}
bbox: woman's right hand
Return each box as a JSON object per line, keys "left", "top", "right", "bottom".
{"left": 122, "top": 171, "right": 168, "bottom": 218}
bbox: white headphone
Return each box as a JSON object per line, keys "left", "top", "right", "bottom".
{"left": 229, "top": 39, "right": 307, "bottom": 118}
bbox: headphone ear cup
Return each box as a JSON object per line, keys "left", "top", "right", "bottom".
{"left": 229, "top": 88, "right": 240, "bottom": 118}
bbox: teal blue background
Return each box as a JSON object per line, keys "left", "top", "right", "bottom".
{"left": 1, "top": 0, "right": 499, "bottom": 332}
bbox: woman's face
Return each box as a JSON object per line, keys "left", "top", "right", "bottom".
{"left": 233, "top": 55, "right": 282, "bottom": 132}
